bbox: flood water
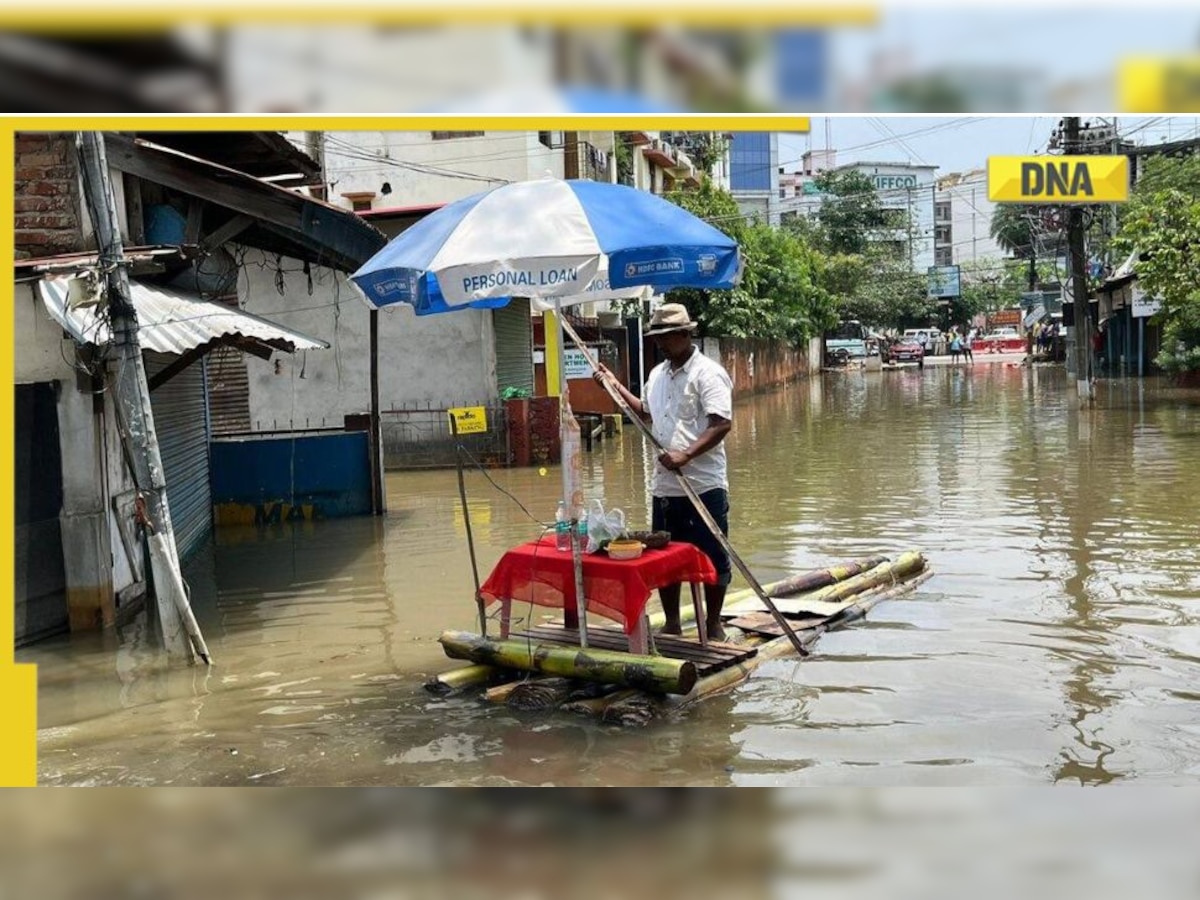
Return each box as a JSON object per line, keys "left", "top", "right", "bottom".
{"left": 22, "top": 364, "right": 1200, "bottom": 785}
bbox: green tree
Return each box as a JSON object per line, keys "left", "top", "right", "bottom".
{"left": 812, "top": 170, "right": 889, "bottom": 255}
{"left": 1115, "top": 154, "right": 1200, "bottom": 372}
{"left": 657, "top": 180, "right": 833, "bottom": 342}
{"left": 989, "top": 203, "right": 1040, "bottom": 258}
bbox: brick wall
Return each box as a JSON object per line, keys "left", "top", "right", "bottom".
{"left": 14, "top": 133, "right": 83, "bottom": 260}
{"left": 716, "top": 338, "right": 811, "bottom": 399}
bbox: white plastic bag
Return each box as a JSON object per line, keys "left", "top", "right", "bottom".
{"left": 585, "top": 499, "right": 626, "bottom": 554}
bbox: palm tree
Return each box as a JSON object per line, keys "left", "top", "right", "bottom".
{"left": 990, "top": 204, "right": 1037, "bottom": 259}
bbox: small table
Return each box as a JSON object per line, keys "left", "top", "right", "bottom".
{"left": 480, "top": 535, "right": 718, "bottom": 655}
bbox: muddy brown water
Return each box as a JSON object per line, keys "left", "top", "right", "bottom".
{"left": 22, "top": 365, "right": 1200, "bottom": 785}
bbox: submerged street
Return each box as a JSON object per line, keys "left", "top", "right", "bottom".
{"left": 22, "top": 366, "right": 1200, "bottom": 786}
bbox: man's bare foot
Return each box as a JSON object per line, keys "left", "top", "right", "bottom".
{"left": 656, "top": 623, "right": 682, "bottom": 637}
{"left": 707, "top": 625, "right": 728, "bottom": 642}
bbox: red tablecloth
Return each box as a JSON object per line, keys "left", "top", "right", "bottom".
{"left": 480, "top": 535, "right": 717, "bottom": 634}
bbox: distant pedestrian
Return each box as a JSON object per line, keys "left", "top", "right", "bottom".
{"left": 964, "top": 327, "right": 976, "bottom": 363}
{"left": 949, "top": 331, "right": 963, "bottom": 364}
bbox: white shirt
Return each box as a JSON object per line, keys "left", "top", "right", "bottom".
{"left": 643, "top": 346, "right": 733, "bottom": 497}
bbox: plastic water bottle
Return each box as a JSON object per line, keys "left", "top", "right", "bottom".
{"left": 555, "top": 501, "right": 570, "bottom": 551}
{"left": 576, "top": 515, "right": 588, "bottom": 549}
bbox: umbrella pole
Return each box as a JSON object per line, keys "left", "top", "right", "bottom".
{"left": 450, "top": 416, "right": 486, "bottom": 636}
{"left": 555, "top": 297, "right": 589, "bottom": 649}
{"left": 559, "top": 317, "right": 810, "bottom": 658}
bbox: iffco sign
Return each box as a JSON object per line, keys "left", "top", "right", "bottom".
{"left": 988, "top": 156, "right": 1129, "bottom": 203}
{"left": 871, "top": 174, "right": 920, "bottom": 190}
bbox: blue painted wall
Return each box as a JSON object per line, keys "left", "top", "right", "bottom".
{"left": 211, "top": 433, "right": 371, "bottom": 525}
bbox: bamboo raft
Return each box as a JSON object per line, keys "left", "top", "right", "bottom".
{"left": 427, "top": 551, "right": 931, "bottom": 727}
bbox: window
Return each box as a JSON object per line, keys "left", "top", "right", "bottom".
{"left": 431, "top": 131, "right": 484, "bottom": 140}
{"left": 935, "top": 224, "right": 952, "bottom": 245}
{"left": 935, "top": 246, "right": 954, "bottom": 266}
{"left": 538, "top": 131, "right": 562, "bottom": 148}
{"left": 935, "top": 201, "right": 951, "bottom": 222}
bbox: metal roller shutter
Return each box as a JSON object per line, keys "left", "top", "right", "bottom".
{"left": 147, "top": 353, "right": 213, "bottom": 560}
{"left": 493, "top": 299, "right": 533, "bottom": 396}
{"left": 205, "top": 345, "right": 251, "bottom": 436}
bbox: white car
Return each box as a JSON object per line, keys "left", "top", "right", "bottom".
{"left": 902, "top": 328, "right": 941, "bottom": 349}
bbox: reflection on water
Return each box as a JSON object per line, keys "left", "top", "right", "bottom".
{"left": 20, "top": 366, "right": 1200, "bottom": 785}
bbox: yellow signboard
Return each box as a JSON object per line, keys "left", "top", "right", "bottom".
{"left": 448, "top": 406, "right": 488, "bottom": 435}
{"left": 1119, "top": 57, "right": 1200, "bottom": 112}
{"left": 988, "top": 156, "right": 1129, "bottom": 204}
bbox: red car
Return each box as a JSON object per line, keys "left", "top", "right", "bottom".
{"left": 888, "top": 338, "right": 925, "bottom": 368}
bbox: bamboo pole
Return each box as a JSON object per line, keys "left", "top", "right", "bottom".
{"left": 424, "top": 664, "right": 498, "bottom": 695}
{"left": 768, "top": 556, "right": 888, "bottom": 598}
{"left": 560, "top": 689, "right": 638, "bottom": 717}
{"left": 740, "top": 552, "right": 926, "bottom": 615}
{"left": 645, "top": 555, "right": 889, "bottom": 632}
{"left": 438, "top": 630, "right": 698, "bottom": 694}
{"left": 450, "top": 417, "right": 487, "bottom": 636}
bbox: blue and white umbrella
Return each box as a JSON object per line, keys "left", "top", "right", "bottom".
{"left": 350, "top": 177, "right": 741, "bottom": 313}
{"left": 350, "top": 176, "right": 740, "bottom": 608}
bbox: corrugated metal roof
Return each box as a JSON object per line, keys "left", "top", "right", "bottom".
{"left": 38, "top": 277, "right": 328, "bottom": 356}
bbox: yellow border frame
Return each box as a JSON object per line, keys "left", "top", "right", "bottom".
{"left": 0, "top": 6, "right": 878, "bottom": 31}
{"left": 1, "top": 111, "right": 807, "bottom": 786}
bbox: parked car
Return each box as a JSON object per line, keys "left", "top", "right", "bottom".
{"left": 974, "top": 326, "right": 1025, "bottom": 353}
{"left": 902, "top": 328, "right": 941, "bottom": 354}
{"left": 888, "top": 337, "right": 925, "bottom": 368}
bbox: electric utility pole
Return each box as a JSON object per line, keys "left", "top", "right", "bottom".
{"left": 1064, "top": 117, "right": 1095, "bottom": 404}
{"left": 76, "top": 133, "right": 212, "bottom": 664}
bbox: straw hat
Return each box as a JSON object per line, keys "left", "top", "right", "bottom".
{"left": 643, "top": 303, "right": 698, "bottom": 336}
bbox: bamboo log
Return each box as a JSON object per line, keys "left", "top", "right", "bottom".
{"left": 438, "top": 630, "right": 698, "bottom": 695}
{"left": 768, "top": 556, "right": 889, "bottom": 598}
{"left": 644, "top": 554, "right": 892, "bottom": 632}
{"left": 560, "top": 689, "right": 638, "bottom": 717}
{"left": 508, "top": 677, "right": 575, "bottom": 711}
{"left": 424, "top": 664, "right": 499, "bottom": 695}
{"left": 484, "top": 681, "right": 522, "bottom": 704}
{"left": 602, "top": 693, "right": 664, "bottom": 727}
{"left": 669, "top": 567, "right": 934, "bottom": 711}
{"left": 670, "top": 627, "right": 817, "bottom": 709}
{"left": 742, "top": 552, "right": 926, "bottom": 617}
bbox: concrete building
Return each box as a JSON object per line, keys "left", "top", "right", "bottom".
{"left": 307, "top": 129, "right": 616, "bottom": 213}
{"left": 12, "top": 131, "right": 380, "bottom": 646}
{"left": 728, "top": 131, "right": 780, "bottom": 225}
{"left": 781, "top": 155, "right": 939, "bottom": 273}
{"left": 935, "top": 169, "right": 1004, "bottom": 267}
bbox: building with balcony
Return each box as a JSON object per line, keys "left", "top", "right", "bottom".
{"left": 935, "top": 169, "right": 1004, "bottom": 266}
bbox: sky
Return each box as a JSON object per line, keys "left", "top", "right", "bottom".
{"left": 778, "top": 116, "right": 1200, "bottom": 176}
{"left": 828, "top": 6, "right": 1200, "bottom": 86}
